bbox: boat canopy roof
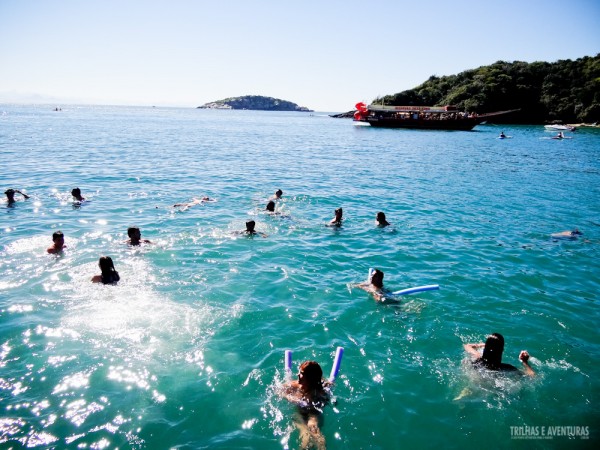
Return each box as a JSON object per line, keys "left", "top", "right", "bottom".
{"left": 367, "top": 105, "right": 460, "bottom": 113}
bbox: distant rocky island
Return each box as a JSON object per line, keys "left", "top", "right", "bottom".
{"left": 197, "top": 95, "right": 312, "bottom": 112}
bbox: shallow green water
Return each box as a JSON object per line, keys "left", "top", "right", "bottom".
{"left": 1, "top": 105, "right": 598, "bottom": 449}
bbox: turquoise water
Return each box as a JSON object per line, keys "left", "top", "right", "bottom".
{"left": 1, "top": 105, "right": 598, "bottom": 449}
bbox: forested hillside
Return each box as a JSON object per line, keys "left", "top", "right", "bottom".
{"left": 374, "top": 55, "right": 600, "bottom": 123}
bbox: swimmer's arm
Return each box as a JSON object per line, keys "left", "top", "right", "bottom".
{"left": 519, "top": 351, "right": 535, "bottom": 377}
{"left": 15, "top": 190, "right": 30, "bottom": 199}
{"left": 463, "top": 343, "right": 485, "bottom": 357}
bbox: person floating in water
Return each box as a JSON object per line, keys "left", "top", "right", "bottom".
{"left": 270, "top": 189, "right": 283, "bottom": 201}
{"left": 499, "top": 131, "right": 506, "bottom": 138}
{"left": 173, "top": 196, "right": 214, "bottom": 211}
{"left": 355, "top": 268, "right": 390, "bottom": 302}
{"left": 328, "top": 208, "right": 343, "bottom": 227}
{"left": 463, "top": 333, "right": 534, "bottom": 377}
{"left": 71, "top": 187, "right": 86, "bottom": 202}
{"left": 126, "top": 226, "right": 152, "bottom": 246}
{"left": 555, "top": 131, "right": 564, "bottom": 139}
{"left": 551, "top": 228, "right": 583, "bottom": 240}
{"left": 4, "top": 188, "right": 30, "bottom": 205}
{"left": 281, "top": 361, "right": 331, "bottom": 450}
{"left": 265, "top": 200, "right": 290, "bottom": 217}
{"left": 376, "top": 211, "right": 390, "bottom": 227}
{"left": 47, "top": 230, "right": 66, "bottom": 254}
{"left": 91, "top": 256, "right": 120, "bottom": 284}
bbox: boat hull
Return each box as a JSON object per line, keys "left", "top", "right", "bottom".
{"left": 365, "top": 117, "right": 482, "bottom": 130}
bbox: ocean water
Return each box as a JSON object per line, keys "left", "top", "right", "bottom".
{"left": 0, "top": 104, "right": 598, "bottom": 449}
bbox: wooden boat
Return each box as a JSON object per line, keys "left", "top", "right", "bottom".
{"left": 353, "top": 103, "right": 519, "bottom": 131}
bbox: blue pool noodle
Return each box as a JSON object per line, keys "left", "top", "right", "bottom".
{"left": 329, "top": 347, "right": 344, "bottom": 382}
{"left": 392, "top": 285, "right": 440, "bottom": 296}
{"left": 284, "top": 350, "right": 293, "bottom": 379}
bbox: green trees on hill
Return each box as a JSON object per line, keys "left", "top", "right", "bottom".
{"left": 374, "top": 54, "right": 600, "bottom": 123}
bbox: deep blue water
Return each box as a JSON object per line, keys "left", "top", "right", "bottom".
{"left": 1, "top": 104, "right": 599, "bottom": 449}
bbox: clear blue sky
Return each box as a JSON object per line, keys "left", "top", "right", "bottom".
{"left": 1, "top": 0, "right": 598, "bottom": 112}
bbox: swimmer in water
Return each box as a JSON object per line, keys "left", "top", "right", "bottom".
{"left": 376, "top": 211, "right": 390, "bottom": 227}
{"left": 125, "top": 226, "right": 152, "bottom": 246}
{"left": 551, "top": 229, "right": 583, "bottom": 240}
{"left": 265, "top": 200, "right": 290, "bottom": 218}
{"left": 281, "top": 361, "right": 331, "bottom": 450}
{"left": 499, "top": 131, "right": 506, "bottom": 138}
{"left": 173, "top": 196, "right": 214, "bottom": 211}
{"left": 91, "top": 256, "right": 120, "bottom": 284}
{"left": 270, "top": 189, "right": 283, "bottom": 201}
{"left": 47, "top": 230, "right": 66, "bottom": 254}
{"left": 328, "top": 208, "right": 343, "bottom": 227}
{"left": 463, "top": 333, "right": 534, "bottom": 377}
{"left": 4, "top": 188, "right": 30, "bottom": 205}
{"left": 355, "top": 269, "right": 390, "bottom": 302}
{"left": 237, "top": 220, "right": 267, "bottom": 237}
{"left": 71, "top": 187, "right": 85, "bottom": 202}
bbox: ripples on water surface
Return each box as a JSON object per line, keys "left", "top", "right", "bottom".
{"left": 1, "top": 105, "right": 598, "bottom": 448}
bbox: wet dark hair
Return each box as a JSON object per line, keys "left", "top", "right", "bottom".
{"left": 52, "top": 230, "right": 64, "bottom": 241}
{"left": 376, "top": 212, "right": 386, "bottom": 221}
{"left": 476, "top": 333, "right": 505, "bottom": 370}
{"left": 71, "top": 188, "right": 81, "bottom": 197}
{"left": 5, "top": 189, "right": 15, "bottom": 196}
{"left": 266, "top": 201, "right": 275, "bottom": 212}
{"left": 275, "top": 189, "right": 283, "bottom": 196}
{"left": 371, "top": 269, "right": 384, "bottom": 288}
{"left": 246, "top": 220, "right": 256, "bottom": 231}
{"left": 99, "top": 256, "right": 120, "bottom": 284}
{"left": 299, "top": 361, "right": 324, "bottom": 389}
{"left": 127, "top": 227, "right": 140, "bottom": 238}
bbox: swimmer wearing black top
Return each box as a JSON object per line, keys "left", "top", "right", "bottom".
{"left": 281, "top": 361, "right": 331, "bottom": 450}
{"left": 464, "top": 333, "right": 534, "bottom": 377}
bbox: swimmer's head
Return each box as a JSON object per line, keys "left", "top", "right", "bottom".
{"left": 127, "top": 226, "right": 141, "bottom": 239}
{"left": 99, "top": 255, "right": 116, "bottom": 273}
{"left": 275, "top": 189, "right": 283, "bottom": 198}
{"left": 71, "top": 188, "right": 82, "bottom": 199}
{"left": 266, "top": 201, "right": 275, "bottom": 212}
{"left": 481, "top": 333, "right": 505, "bottom": 369}
{"left": 335, "top": 208, "right": 343, "bottom": 218}
{"left": 376, "top": 212, "right": 386, "bottom": 222}
{"left": 298, "top": 361, "right": 323, "bottom": 388}
{"left": 370, "top": 269, "right": 384, "bottom": 288}
{"left": 52, "top": 230, "right": 64, "bottom": 243}
{"left": 246, "top": 220, "right": 256, "bottom": 232}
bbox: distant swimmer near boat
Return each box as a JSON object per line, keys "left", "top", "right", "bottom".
{"left": 551, "top": 229, "right": 583, "bottom": 240}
